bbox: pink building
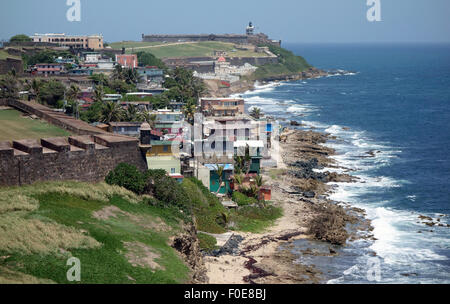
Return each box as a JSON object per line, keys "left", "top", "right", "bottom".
{"left": 115, "top": 54, "right": 138, "bottom": 69}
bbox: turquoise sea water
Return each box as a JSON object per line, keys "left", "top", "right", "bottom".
{"left": 236, "top": 43, "right": 450, "bottom": 283}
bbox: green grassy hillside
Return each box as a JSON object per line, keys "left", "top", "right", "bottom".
{"left": 0, "top": 109, "right": 71, "bottom": 141}
{"left": 0, "top": 182, "right": 189, "bottom": 284}
{"left": 110, "top": 41, "right": 267, "bottom": 58}
{"left": 250, "top": 45, "right": 311, "bottom": 80}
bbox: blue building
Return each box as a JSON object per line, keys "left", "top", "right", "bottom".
{"left": 137, "top": 66, "right": 164, "bottom": 84}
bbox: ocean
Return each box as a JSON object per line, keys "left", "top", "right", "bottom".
{"left": 234, "top": 43, "right": 450, "bottom": 283}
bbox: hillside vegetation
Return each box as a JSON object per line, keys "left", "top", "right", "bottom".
{"left": 250, "top": 44, "right": 311, "bottom": 80}
{"left": 0, "top": 181, "right": 190, "bottom": 284}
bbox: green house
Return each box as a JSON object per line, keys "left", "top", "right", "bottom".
{"left": 205, "top": 164, "right": 234, "bottom": 195}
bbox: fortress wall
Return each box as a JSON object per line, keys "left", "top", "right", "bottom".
{"left": 142, "top": 34, "right": 248, "bottom": 44}
{"left": 0, "top": 58, "right": 23, "bottom": 75}
{"left": 0, "top": 135, "right": 147, "bottom": 187}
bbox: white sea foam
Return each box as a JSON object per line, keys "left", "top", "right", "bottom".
{"left": 287, "top": 105, "right": 317, "bottom": 114}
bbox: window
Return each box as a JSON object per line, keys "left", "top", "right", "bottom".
{"left": 171, "top": 168, "right": 176, "bottom": 174}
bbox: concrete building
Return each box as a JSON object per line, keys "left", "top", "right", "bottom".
{"left": 31, "top": 33, "right": 104, "bottom": 50}
{"left": 151, "top": 108, "right": 184, "bottom": 123}
{"left": 146, "top": 140, "right": 181, "bottom": 175}
{"left": 137, "top": 66, "right": 164, "bottom": 84}
{"left": 33, "top": 63, "right": 64, "bottom": 75}
{"left": 200, "top": 98, "right": 245, "bottom": 117}
{"left": 116, "top": 54, "right": 138, "bottom": 69}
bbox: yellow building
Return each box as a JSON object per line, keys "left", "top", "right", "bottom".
{"left": 146, "top": 140, "right": 181, "bottom": 175}
{"left": 31, "top": 33, "right": 104, "bottom": 50}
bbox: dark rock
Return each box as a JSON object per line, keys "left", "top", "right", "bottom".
{"left": 289, "top": 158, "right": 327, "bottom": 181}
{"left": 208, "top": 235, "right": 244, "bottom": 257}
{"left": 303, "top": 191, "right": 316, "bottom": 198}
{"left": 290, "top": 120, "right": 301, "bottom": 126}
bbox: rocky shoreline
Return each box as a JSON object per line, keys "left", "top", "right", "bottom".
{"left": 203, "top": 67, "right": 330, "bottom": 98}
{"left": 202, "top": 126, "right": 374, "bottom": 284}
{"left": 198, "top": 70, "right": 375, "bottom": 284}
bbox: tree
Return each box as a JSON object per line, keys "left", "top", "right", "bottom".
{"left": 80, "top": 101, "right": 103, "bottom": 123}
{"left": 122, "top": 68, "right": 138, "bottom": 85}
{"left": 233, "top": 174, "right": 244, "bottom": 191}
{"left": 135, "top": 51, "right": 166, "bottom": 69}
{"left": 124, "top": 104, "right": 140, "bottom": 122}
{"left": 182, "top": 103, "right": 196, "bottom": 125}
{"left": 105, "top": 163, "right": 147, "bottom": 194}
{"left": 30, "top": 79, "right": 42, "bottom": 99}
{"left": 101, "top": 101, "right": 123, "bottom": 123}
{"left": 112, "top": 65, "right": 124, "bottom": 81}
{"left": 90, "top": 73, "right": 109, "bottom": 87}
{"left": 0, "top": 72, "right": 20, "bottom": 99}
{"left": 67, "top": 85, "right": 81, "bottom": 118}
{"left": 93, "top": 86, "right": 105, "bottom": 103}
{"left": 234, "top": 144, "right": 252, "bottom": 175}
{"left": 215, "top": 165, "right": 225, "bottom": 194}
{"left": 250, "top": 107, "right": 263, "bottom": 120}
{"left": 10, "top": 34, "right": 31, "bottom": 43}
{"left": 37, "top": 80, "right": 65, "bottom": 107}
{"left": 142, "top": 112, "right": 158, "bottom": 128}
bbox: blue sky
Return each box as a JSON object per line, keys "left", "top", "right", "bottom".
{"left": 1, "top": 0, "right": 449, "bottom": 43}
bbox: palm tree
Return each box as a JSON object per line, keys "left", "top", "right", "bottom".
{"left": 93, "top": 86, "right": 105, "bottom": 103}
{"left": 215, "top": 165, "right": 225, "bottom": 194}
{"left": 141, "top": 112, "right": 158, "bottom": 128}
{"left": 124, "top": 104, "right": 139, "bottom": 121}
{"left": 112, "top": 65, "right": 124, "bottom": 81}
{"left": 182, "top": 103, "right": 196, "bottom": 124}
{"left": 233, "top": 174, "right": 244, "bottom": 191}
{"left": 250, "top": 107, "right": 263, "bottom": 120}
{"left": 255, "top": 175, "right": 264, "bottom": 188}
{"left": 101, "top": 101, "right": 123, "bottom": 123}
{"left": 31, "top": 79, "right": 41, "bottom": 100}
{"left": 123, "top": 68, "right": 138, "bottom": 85}
{"left": 67, "top": 85, "right": 81, "bottom": 118}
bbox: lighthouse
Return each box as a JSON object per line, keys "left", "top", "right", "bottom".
{"left": 246, "top": 22, "right": 255, "bottom": 36}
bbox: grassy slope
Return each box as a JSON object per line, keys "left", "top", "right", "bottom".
{"left": 249, "top": 45, "right": 311, "bottom": 80}
{"left": 0, "top": 182, "right": 189, "bottom": 284}
{"left": 182, "top": 178, "right": 227, "bottom": 234}
{"left": 0, "top": 49, "right": 20, "bottom": 60}
{"left": 110, "top": 41, "right": 266, "bottom": 58}
{"left": 0, "top": 109, "right": 71, "bottom": 141}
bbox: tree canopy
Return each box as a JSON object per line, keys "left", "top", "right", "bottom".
{"left": 9, "top": 34, "right": 31, "bottom": 43}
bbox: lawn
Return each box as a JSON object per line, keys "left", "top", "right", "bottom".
{"left": 0, "top": 50, "right": 20, "bottom": 60}
{"left": 109, "top": 41, "right": 166, "bottom": 49}
{"left": 0, "top": 181, "right": 189, "bottom": 284}
{"left": 0, "top": 109, "right": 70, "bottom": 141}
{"left": 110, "top": 41, "right": 268, "bottom": 58}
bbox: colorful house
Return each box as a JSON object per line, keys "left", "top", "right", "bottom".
{"left": 137, "top": 66, "right": 164, "bottom": 84}
{"left": 116, "top": 54, "right": 138, "bottom": 69}
{"left": 204, "top": 164, "right": 234, "bottom": 194}
{"left": 146, "top": 140, "right": 181, "bottom": 175}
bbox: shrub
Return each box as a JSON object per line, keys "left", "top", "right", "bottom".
{"left": 229, "top": 205, "right": 283, "bottom": 233}
{"left": 105, "top": 163, "right": 146, "bottom": 194}
{"left": 144, "top": 169, "right": 187, "bottom": 211}
{"left": 197, "top": 232, "right": 218, "bottom": 251}
{"left": 232, "top": 191, "right": 258, "bottom": 207}
{"left": 182, "top": 178, "right": 227, "bottom": 234}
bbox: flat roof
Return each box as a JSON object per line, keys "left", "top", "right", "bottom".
{"left": 234, "top": 140, "right": 264, "bottom": 148}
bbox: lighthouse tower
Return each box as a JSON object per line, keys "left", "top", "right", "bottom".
{"left": 246, "top": 22, "right": 255, "bottom": 36}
